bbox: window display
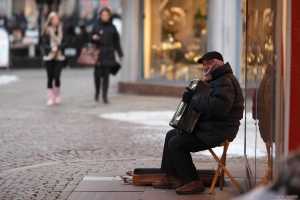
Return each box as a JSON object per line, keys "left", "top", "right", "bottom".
{"left": 143, "top": 0, "right": 207, "bottom": 81}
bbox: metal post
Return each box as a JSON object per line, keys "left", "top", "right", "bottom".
{"left": 74, "top": 0, "right": 80, "bottom": 27}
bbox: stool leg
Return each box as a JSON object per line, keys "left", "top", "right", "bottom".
{"left": 259, "top": 141, "right": 272, "bottom": 186}
{"left": 209, "top": 147, "right": 243, "bottom": 193}
{"left": 258, "top": 167, "right": 271, "bottom": 185}
{"left": 221, "top": 165, "right": 243, "bottom": 192}
{"left": 220, "top": 141, "right": 229, "bottom": 190}
{"left": 209, "top": 159, "right": 222, "bottom": 194}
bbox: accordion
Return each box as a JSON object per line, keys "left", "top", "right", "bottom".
{"left": 169, "top": 79, "right": 212, "bottom": 134}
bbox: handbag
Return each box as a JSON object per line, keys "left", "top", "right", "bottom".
{"left": 122, "top": 168, "right": 223, "bottom": 186}
{"left": 110, "top": 62, "right": 121, "bottom": 75}
{"left": 77, "top": 43, "right": 100, "bottom": 66}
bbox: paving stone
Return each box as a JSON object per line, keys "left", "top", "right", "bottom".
{"left": 67, "top": 192, "right": 143, "bottom": 200}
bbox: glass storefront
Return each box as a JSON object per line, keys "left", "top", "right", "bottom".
{"left": 244, "top": 0, "right": 278, "bottom": 188}
{"left": 143, "top": 0, "right": 207, "bottom": 82}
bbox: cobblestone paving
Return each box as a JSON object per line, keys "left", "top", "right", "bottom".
{"left": 0, "top": 107, "right": 167, "bottom": 199}
{"left": 0, "top": 70, "right": 245, "bottom": 200}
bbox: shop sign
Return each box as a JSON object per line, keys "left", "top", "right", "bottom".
{"left": 0, "top": 28, "right": 9, "bottom": 68}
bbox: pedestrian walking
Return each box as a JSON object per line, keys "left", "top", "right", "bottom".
{"left": 41, "top": 12, "right": 67, "bottom": 106}
{"left": 91, "top": 7, "right": 123, "bottom": 103}
{"left": 13, "top": 9, "right": 27, "bottom": 39}
{"left": 0, "top": 13, "right": 8, "bottom": 30}
{"left": 78, "top": 25, "right": 89, "bottom": 47}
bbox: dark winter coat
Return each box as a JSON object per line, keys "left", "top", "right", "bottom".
{"left": 91, "top": 19, "right": 123, "bottom": 67}
{"left": 252, "top": 63, "right": 273, "bottom": 142}
{"left": 193, "top": 63, "right": 244, "bottom": 146}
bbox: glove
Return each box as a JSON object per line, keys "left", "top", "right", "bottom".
{"left": 182, "top": 87, "right": 194, "bottom": 103}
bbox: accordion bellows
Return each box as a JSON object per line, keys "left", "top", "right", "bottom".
{"left": 169, "top": 79, "right": 212, "bottom": 133}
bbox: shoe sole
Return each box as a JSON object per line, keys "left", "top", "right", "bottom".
{"left": 152, "top": 184, "right": 184, "bottom": 189}
{"left": 176, "top": 188, "right": 205, "bottom": 195}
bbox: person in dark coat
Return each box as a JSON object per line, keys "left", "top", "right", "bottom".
{"left": 252, "top": 63, "right": 273, "bottom": 143}
{"left": 78, "top": 25, "right": 89, "bottom": 46}
{"left": 0, "top": 13, "right": 8, "bottom": 30}
{"left": 14, "top": 9, "right": 27, "bottom": 38}
{"left": 91, "top": 7, "right": 123, "bottom": 103}
{"left": 152, "top": 51, "right": 244, "bottom": 195}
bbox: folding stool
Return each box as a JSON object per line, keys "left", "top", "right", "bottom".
{"left": 208, "top": 140, "right": 243, "bottom": 194}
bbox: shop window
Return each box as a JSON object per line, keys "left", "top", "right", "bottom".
{"left": 143, "top": 0, "right": 207, "bottom": 81}
{"left": 244, "top": 0, "right": 277, "bottom": 188}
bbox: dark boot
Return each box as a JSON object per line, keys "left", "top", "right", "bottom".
{"left": 103, "top": 96, "right": 108, "bottom": 104}
{"left": 95, "top": 94, "right": 99, "bottom": 102}
{"left": 176, "top": 179, "right": 205, "bottom": 195}
{"left": 152, "top": 175, "right": 183, "bottom": 189}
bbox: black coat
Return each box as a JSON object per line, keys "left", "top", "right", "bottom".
{"left": 193, "top": 63, "right": 244, "bottom": 146}
{"left": 91, "top": 19, "right": 123, "bottom": 67}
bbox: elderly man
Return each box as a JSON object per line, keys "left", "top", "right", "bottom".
{"left": 152, "top": 51, "right": 244, "bottom": 195}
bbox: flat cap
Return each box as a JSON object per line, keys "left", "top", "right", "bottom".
{"left": 197, "top": 51, "right": 223, "bottom": 63}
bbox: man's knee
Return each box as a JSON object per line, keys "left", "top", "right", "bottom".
{"left": 166, "top": 129, "right": 177, "bottom": 138}
{"left": 168, "top": 136, "right": 181, "bottom": 152}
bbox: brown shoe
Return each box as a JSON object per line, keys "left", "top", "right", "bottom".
{"left": 152, "top": 175, "right": 183, "bottom": 189}
{"left": 176, "top": 179, "right": 205, "bottom": 195}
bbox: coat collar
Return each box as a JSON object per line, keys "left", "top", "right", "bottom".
{"left": 97, "top": 18, "right": 113, "bottom": 26}
{"left": 210, "top": 62, "right": 233, "bottom": 81}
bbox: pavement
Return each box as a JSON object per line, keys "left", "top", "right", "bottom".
{"left": 0, "top": 68, "right": 247, "bottom": 200}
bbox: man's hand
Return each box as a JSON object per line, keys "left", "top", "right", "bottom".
{"left": 92, "top": 34, "right": 100, "bottom": 41}
{"left": 182, "top": 87, "right": 194, "bottom": 103}
{"left": 119, "top": 57, "right": 123, "bottom": 61}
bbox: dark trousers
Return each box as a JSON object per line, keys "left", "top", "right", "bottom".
{"left": 161, "top": 129, "right": 216, "bottom": 183}
{"left": 94, "top": 67, "right": 111, "bottom": 98}
{"left": 45, "top": 60, "right": 64, "bottom": 88}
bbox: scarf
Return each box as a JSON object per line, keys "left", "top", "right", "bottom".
{"left": 203, "top": 59, "right": 224, "bottom": 82}
{"left": 43, "top": 26, "right": 65, "bottom": 61}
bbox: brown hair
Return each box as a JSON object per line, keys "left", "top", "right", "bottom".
{"left": 99, "top": 7, "right": 112, "bottom": 16}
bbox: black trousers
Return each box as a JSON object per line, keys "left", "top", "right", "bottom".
{"left": 94, "top": 67, "right": 111, "bottom": 98}
{"left": 45, "top": 60, "right": 64, "bottom": 88}
{"left": 161, "top": 129, "right": 216, "bottom": 183}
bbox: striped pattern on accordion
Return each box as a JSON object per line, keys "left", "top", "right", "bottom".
{"left": 169, "top": 79, "right": 212, "bottom": 134}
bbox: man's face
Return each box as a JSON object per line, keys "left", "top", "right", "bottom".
{"left": 202, "top": 59, "right": 214, "bottom": 73}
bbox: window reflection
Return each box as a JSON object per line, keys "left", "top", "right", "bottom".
{"left": 245, "top": 0, "right": 277, "bottom": 187}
